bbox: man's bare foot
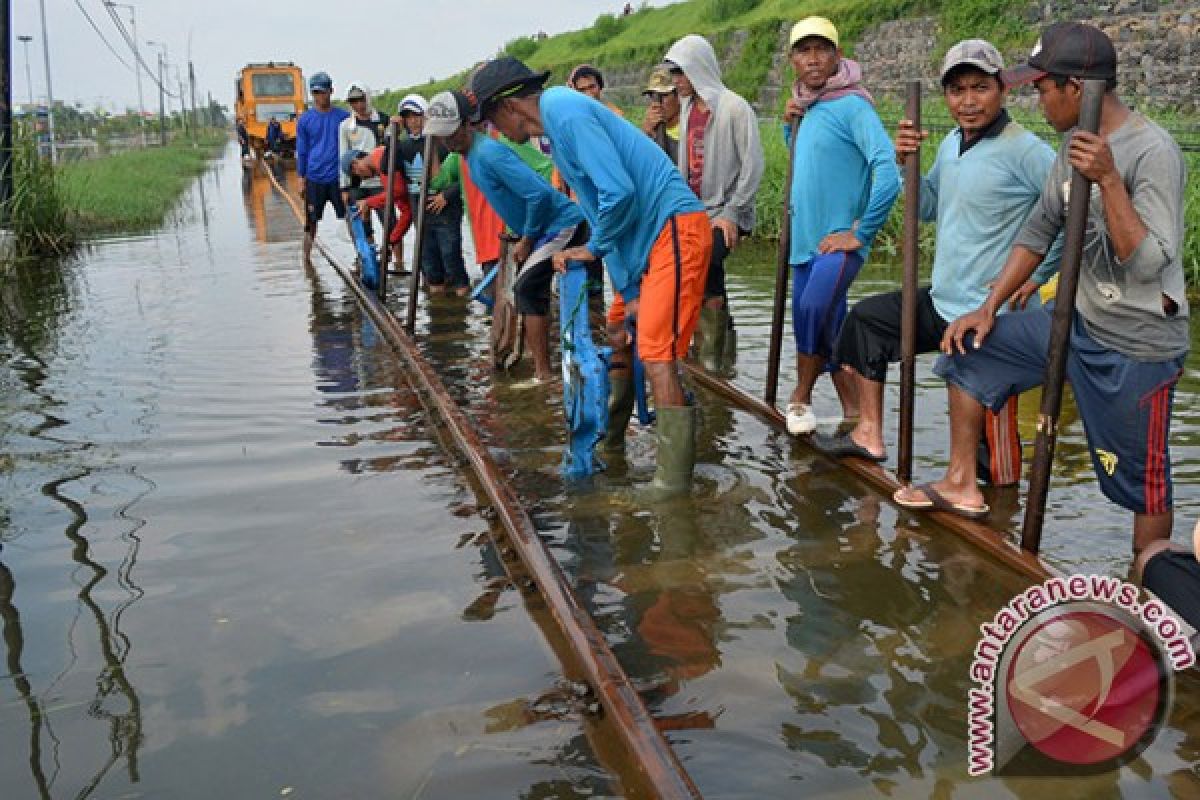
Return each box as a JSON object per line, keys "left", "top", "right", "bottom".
{"left": 893, "top": 481, "right": 989, "bottom": 520}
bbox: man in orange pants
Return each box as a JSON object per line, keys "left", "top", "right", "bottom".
{"left": 473, "top": 57, "right": 713, "bottom": 496}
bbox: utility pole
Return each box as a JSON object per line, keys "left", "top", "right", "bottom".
{"left": 188, "top": 63, "right": 197, "bottom": 133}
{"left": 104, "top": 2, "right": 145, "bottom": 144}
{"left": 2, "top": 0, "right": 13, "bottom": 220}
{"left": 175, "top": 67, "right": 188, "bottom": 138}
{"left": 37, "top": 0, "right": 56, "bottom": 163}
{"left": 148, "top": 41, "right": 166, "bottom": 145}
{"left": 17, "top": 35, "right": 33, "bottom": 107}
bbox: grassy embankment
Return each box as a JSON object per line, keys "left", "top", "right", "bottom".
{"left": 381, "top": 0, "right": 1200, "bottom": 283}
{"left": 57, "top": 130, "right": 227, "bottom": 234}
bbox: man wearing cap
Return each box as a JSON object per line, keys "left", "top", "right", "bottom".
{"left": 338, "top": 82, "right": 390, "bottom": 246}
{"left": 473, "top": 56, "right": 713, "bottom": 496}
{"left": 341, "top": 148, "right": 413, "bottom": 268}
{"left": 296, "top": 71, "right": 350, "bottom": 265}
{"left": 897, "top": 23, "right": 1189, "bottom": 552}
{"left": 640, "top": 65, "right": 680, "bottom": 162}
{"left": 663, "top": 34, "right": 764, "bottom": 373}
{"left": 394, "top": 92, "right": 468, "bottom": 294}
{"left": 425, "top": 90, "right": 587, "bottom": 384}
{"left": 782, "top": 17, "right": 900, "bottom": 437}
{"left": 821, "top": 39, "right": 1062, "bottom": 490}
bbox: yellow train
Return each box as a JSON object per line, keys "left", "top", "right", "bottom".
{"left": 235, "top": 62, "right": 306, "bottom": 157}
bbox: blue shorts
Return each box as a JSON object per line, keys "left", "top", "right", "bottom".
{"left": 934, "top": 308, "right": 1184, "bottom": 515}
{"left": 792, "top": 251, "right": 864, "bottom": 364}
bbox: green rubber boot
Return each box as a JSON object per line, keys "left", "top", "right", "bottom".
{"left": 647, "top": 405, "right": 697, "bottom": 498}
{"left": 603, "top": 376, "right": 635, "bottom": 452}
{"left": 719, "top": 312, "right": 737, "bottom": 374}
{"left": 696, "top": 307, "right": 724, "bottom": 372}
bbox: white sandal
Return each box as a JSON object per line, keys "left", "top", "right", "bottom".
{"left": 786, "top": 402, "right": 817, "bottom": 435}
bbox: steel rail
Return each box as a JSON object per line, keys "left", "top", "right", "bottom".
{"left": 681, "top": 362, "right": 1059, "bottom": 582}
{"left": 261, "top": 162, "right": 702, "bottom": 799}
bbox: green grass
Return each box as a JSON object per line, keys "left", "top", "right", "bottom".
{"left": 7, "top": 136, "right": 75, "bottom": 258}
{"left": 380, "top": 0, "right": 1200, "bottom": 287}
{"left": 378, "top": 0, "right": 1033, "bottom": 109}
{"left": 58, "top": 131, "right": 226, "bottom": 233}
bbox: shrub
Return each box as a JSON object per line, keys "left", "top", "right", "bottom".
{"left": 583, "top": 13, "right": 627, "bottom": 46}
{"left": 504, "top": 36, "right": 538, "bottom": 60}
{"left": 7, "top": 136, "right": 74, "bottom": 257}
{"left": 706, "top": 0, "right": 761, "bottom": 23}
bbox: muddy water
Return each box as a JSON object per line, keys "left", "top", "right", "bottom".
{"left": 2, "top": 147, "right": 1198, "bottom": 798}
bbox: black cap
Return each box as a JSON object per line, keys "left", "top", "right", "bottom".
{"left": 467, "top": 56, "right": 550, "bottom": 123}
{"left": 1004, "top": 22, "right": 1117, "bottom": 87}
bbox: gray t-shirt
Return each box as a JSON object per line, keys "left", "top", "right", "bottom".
{"left": 1015, "top": 111, "right": 1189, "bottom": 361}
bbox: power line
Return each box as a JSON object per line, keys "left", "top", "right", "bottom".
{"left": 100, "top": 1, "right": 181, "bottom": 99}
{"left": 73, "top": 0, "right": 134, "bottom": 71}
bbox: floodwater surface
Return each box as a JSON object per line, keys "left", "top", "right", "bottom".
{"left": 2, "top": 147, "right": 1199, "bottom": 798}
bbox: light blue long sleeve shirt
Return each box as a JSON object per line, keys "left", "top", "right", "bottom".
{"left": 922, "top": 119, "right": 1062, "bottom": 322}
{"left": 540, "top": 87, "right": 703, "bottom": 300}
{"left": 467, "top": 132, "right": 584, "bottom": 240}
{"left": 296, "top": 106, "right": 349, "bottom": 184}
{"left": 787, "top": 94, "right": 900, "bottom": 265}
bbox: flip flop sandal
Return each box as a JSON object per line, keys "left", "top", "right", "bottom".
{"left": 893, "top": 483, "right": 990, "bottom": 521}
{"left": 813, "top": 432, "right": 886, "bottom": 463}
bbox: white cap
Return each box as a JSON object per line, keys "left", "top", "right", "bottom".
{"left": 398, "top": 93, "right": 428, "bottom": 115}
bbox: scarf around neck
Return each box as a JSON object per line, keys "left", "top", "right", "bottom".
{"left": 792, "top": 58, "right": 874, "bottom": 114}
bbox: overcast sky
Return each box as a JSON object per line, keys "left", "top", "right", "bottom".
{"left": 12, "top": 0, "right": 677, "bottom": 112}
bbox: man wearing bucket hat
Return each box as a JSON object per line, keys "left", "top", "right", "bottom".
{"left": 780, "top": 17, "right": 900, "bottom": 438}
{"left": 825, "top": 39, "right": 1062, "bottom": 492}
{"left": 640, "top": 65, "right": 681, "bottom": 162}
{"left": 425, "top": 90, "right": 587, "bottom": 384}
{"left": 472, "top": 56, "right": 713, "bottom": 497}
{"left": 898, "top": 23, "right": 1189, "bottom": 551}
{"left": 296, "top": 71, "right": 350, "bottom": 265}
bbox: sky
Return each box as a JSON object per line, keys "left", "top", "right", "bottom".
{"left": 11, "top": 0, "right": 677, "bottom": 113}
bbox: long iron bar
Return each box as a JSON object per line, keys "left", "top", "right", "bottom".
{"left": 897, "top": 81, "right": 921, "bottom": 485}
{"left": 763, "top": 121, "right": 799, "bottom": 408}
{"left": 377, "top": 121, "right": 399, "bottom": 299}
{"left": 1020, "top": 80, "right": 1107, "bottom": 554}
{"left": 405, "top": 135, "right": 436, "bottom": 334}
{"left": 261, "top": 162, "right": 702, "bottom": 799}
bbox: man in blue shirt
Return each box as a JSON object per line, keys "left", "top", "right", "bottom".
{"left": 472, "top": 57, "right": 713, "bottom": 496}
{"left": 296, "top": 71, "right": 350, "bottom": 265}
{"left": 425, "top": 90, "right": 586, "bottom": 383}
{"left": 821, "top": 39, "right": 1061, "bottom": 488}
{"left": 782, "top": 17, "right": 900, "bottom": 437}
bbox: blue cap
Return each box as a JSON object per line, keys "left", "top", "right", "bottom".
{"left": 309, "top": 71, "right": 332, "bottom": 92}
{"left": 340, "top": 149, "right": 366, "bottom": 176}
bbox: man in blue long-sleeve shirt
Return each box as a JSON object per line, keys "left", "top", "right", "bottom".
{"left": 426, "top": 90, "right": 586, "bottom": 382}
{"left": 296, "top": 71, "right": 350, "bottom": 264}
{"left": 782, "top": 17, "right": 900, "bottom": 437}
{"left": 473, "top": 57, "right": 713, "bottom": 497}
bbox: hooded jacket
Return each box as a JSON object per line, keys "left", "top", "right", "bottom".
{"left": 664, "top": 35, "right": 764, "bottom": 231}
{"left": 338, "top": 84, "right": 389, "bottom": 190}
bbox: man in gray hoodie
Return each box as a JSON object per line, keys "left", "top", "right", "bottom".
{"left": 663, "top": 34, "right": 765, "bottom": 371}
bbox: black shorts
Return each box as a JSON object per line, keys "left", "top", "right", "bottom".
{"left": 305, "top": 180, "right": 346, "bottom": 233}
{"left": 514, "top": 223, "right": 589, "bottom": 316}
{"left": 834, "top": 286, "right": 946, "bottom": 382}
{"left": 704, "top": 224, "right": 750, "bottom": 301}
{"left": 1143, "top": 549, "right": 1200, "bottom": 633}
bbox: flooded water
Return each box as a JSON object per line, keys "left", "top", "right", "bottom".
{"left": 2, "top": 146, "right": 1199, "bottom": 798}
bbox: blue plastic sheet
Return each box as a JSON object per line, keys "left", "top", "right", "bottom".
{"left": 559, "top": 264, "right": 611, "bottom": 479}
